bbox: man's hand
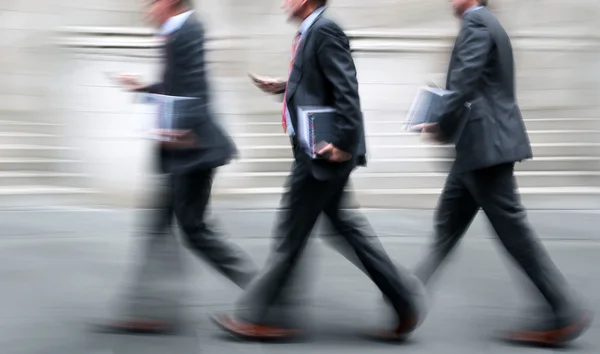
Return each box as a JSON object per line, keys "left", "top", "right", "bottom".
{"left": 150, "top": 129, "right": 197, "bottom": 149}
{"left": 411, "top": 123, "right": 443, "bottom": 144}
{"left": 112, "top": 73, "right": 146, "bottom": 91}
{"left": 317, "top": 143, "right": 352, "bottom": 163}
{"left": 248, "top": 73, "right": 286, "bottom": 94}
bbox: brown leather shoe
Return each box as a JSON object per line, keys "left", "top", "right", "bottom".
{"left": 211, "top": 314, "right": 301, "bottom": 341}
{"left": 368, "top": 315, "right": 420, "bottom": 342}
{"left": 94, "top": 319, "right": 174, "bottom": 335}
{"left": 503, "top": 311, "right": 593, "bottom": 347}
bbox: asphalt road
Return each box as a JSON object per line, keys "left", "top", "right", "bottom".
{"left": 1, "top": 208, "right": 599, "bottom": 354}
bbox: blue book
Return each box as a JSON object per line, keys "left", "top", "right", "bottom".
{"left": 297, "top": 106, "right": 336, "bottom": 159}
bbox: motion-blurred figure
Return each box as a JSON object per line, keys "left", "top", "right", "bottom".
{"left": 212, "top": 0, "right": 425, "bottom": 341}
{"left": 413, "top": 0, "right": 592, "bottom": 346}
{"left": 98, "top": 0, "right": 257, "bottom": 334}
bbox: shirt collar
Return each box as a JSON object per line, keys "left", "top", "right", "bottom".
{"left": 462, "top": 5, "right": 483, "bottom": 18}
{"left": 158, "top": 10, "right": 194, "bottom": 37}
{"left": 298, "top": 6, "right": 326, "bottom": 35}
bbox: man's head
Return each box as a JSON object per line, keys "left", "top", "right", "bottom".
{"left": 281, "top": 0, "right": 327, "bottom": 23}
{"left": 144, "top": 0, "right": 192, "bottom": 27}
{"left": 449, "top": 0, "right": 480, "bottom": 18}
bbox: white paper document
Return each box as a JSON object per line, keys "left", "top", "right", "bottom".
{"left": 403, "top": 86, "right": 451, "bottom": 131}
{"left": 138, "top": 93, "right": 195, "bottom": 141}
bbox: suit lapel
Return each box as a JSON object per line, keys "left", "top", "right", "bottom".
{"left": 286, "top": 11, "right": 326, "bottom": 103}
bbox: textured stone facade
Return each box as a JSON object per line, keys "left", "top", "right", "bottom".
{"left": 1, "top": 0, "right": 599, "bottom": 207}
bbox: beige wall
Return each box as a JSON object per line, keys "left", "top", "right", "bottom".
{"left": 1, "top": 0, "right": 598, "bottom": 205}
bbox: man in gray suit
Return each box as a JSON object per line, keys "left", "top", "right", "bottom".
{"left": 212, "top": 0, "right": 424, "bottom": 341}
{"left": 413, "top": 0, "right": 591, "bottom": 346}
{"left": 99, "top": 0, "right": 257, "bottom": 334}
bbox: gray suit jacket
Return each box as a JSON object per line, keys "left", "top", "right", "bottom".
{"left": 141, "top": 15, "right": 236, "bottom": 174}
{"left": 285, "top": 11, "right": 367, "bottom": 180}
{"left": 437, "top": 7, "right": 533, "bottom": 173}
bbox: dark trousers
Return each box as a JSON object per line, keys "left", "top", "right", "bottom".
{"left": 235, "top": 154, "right": 420, "bottom": 327}
{"left": 415, "top": 163, "right": 575, "bottom": 316}
{"left": 123, "top": 168, "right": 257, "bottom": 322}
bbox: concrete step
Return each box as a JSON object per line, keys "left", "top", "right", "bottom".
{"left": 0, "top": 145, "right": 74, "bottom": 159}
{"left": 0, "top": 172, "right": 88, "bottom": 187}
{"left": 222, "top": 157, "right": 600, "bottom": 173}
{"left": 215, "top": 171, "right": 600, "bottom": 190}
{"left": 234, "top": 143, "right": 600, "bottom": 159}
{"left": 0, "top": 186, "right": 97, "bottom": 208}
{"left": 211, "top": 187, "right": 600, "bottom": 210}
{"left": 230, "top": 131, "right": 600, "bottom": 147}
{"left": 0, "top": 132, "right": 61, "bottom": 145}
{"left": 226, "top": 118, "right": 600, "bottom": 135}
{"left": 0, "top": 120, "right": 62, "bottom": 134}
{"left": 0, "top": 158, "right": 81, "bottom": 172}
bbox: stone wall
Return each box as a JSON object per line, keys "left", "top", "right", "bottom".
{"left": 2, "top": 0, "right": 599, "bottom": 206}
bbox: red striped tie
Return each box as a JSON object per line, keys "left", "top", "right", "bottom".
{"left": 281, "top": 32, "right": 302, "bottom": 134}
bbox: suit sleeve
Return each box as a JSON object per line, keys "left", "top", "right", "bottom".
{"left": 438, "top": 20, "right": 492, "bottom": 140}
{"left": 316, "top": 24, "right": 361, "bottom": 154}
{"left": 135, "top": 83, "right": 164, "bottom": 94}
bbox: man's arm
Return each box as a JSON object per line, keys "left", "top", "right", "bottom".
{"left": 316, "top": 23, "right": 361, "bottom": 154}
{"left": 135, "top": 83, "right": 164, "bottom": 94}
{"left": 438, "top": 20, "right": 492, "bottom": 140}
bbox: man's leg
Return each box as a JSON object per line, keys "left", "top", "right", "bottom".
{"left": 211, "top": 162, "right": 344, "bottom": 339}
{"left": 413, "top": 172, "right": 480, "bottom": 285}
{"left": 172, "top": 168, "right": 258, "bottom": 289}
{"left": 465, "top": 163, "right": 590, "bottom": 344}
{"left": 100, "top": 174, "right": 183, "bottom": 333}
{"left": 322, "top": 185, "right": 423, "bottom": 338}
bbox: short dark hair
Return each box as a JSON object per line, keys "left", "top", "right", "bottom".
{"left": 313, "top": 0, "right": 328, "bottom": 6}
{"left": 479, "top": 0, "right": 488, "bottom": 6}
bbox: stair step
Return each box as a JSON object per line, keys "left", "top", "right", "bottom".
{"left": 222, "top": 157, "right": 600, "bottom": 173}
{"left": 0, "top": 132, "right": 61, "bottom": 145}
{"left": 0, "top": 120, "right": 62, "bottom": 134}
{"left": 225, "top": 118, "right": 600, "bottom": 134}
{"left": 0, "top": 172, "right": 88, "bottom": 187}
{"left": 230, "top": 131, "right": 600, "bottom": 146}
{"left": 234, "top": 143, "right": 600, "bottom": 159}
{"left": 0, "top": 186, "right": 97, "bottom": 207}
{"left": 215, "top": 171, "right": 600, "bottom": 190}
{"left": 212, "top": 187, "right": 600, "bottom": 210}
{"left": 0, "top": 145, "right": 74, "bottom": 158}
{"left": 0, "top": 158, "right": 80, "bottom": 172}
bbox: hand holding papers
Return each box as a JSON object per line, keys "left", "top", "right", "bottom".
{"left": 404, "top": 86, "right": 451, "bottom": 132}
{"left": 297, "top": 106, "right": 337, "bottom": 159}
{"left": 140, "top": 93, "right": 197, "bottom": 146}
{"left": 149, "top": 129, "right": 197, "bottom": 148}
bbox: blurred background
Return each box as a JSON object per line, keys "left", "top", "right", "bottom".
{"left": 1, "top": 0, "right": 599, "bottom": 209}
{"left": 1, "top": 1, "right": 600, "bottom": 354}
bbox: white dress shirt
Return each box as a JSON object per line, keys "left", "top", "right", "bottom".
{"left": 284, "top": 6, "right": 326, "bottom": 137}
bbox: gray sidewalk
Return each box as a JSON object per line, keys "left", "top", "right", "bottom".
{"left": 1, "top": 208, "right": 599, "bottom": 354}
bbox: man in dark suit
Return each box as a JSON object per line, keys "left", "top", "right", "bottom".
{"left": 100, "top": 0, "right": 257, "bottom": 333}
{"left": 413, "top": 0, "right": 591, "bottom": 346}
{"left": 212, "top": 0, "right": 425, "bottom": 341}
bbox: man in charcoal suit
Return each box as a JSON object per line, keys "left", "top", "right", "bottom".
{"left": 100, "top": 0, "right": 257, "bottom": 334}
{"left": 212, "top": 0, "right": 425, "bottom": 341}
{"left": 413, "top": 0, "right": 592, "bottom": 346}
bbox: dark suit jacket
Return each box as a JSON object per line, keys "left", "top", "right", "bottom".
{"left": 285, "top": 11, "right": 367, "bottom": 180}
{"left": 141, "top": 15, "right": 236, "bottom": 175}
{"left": 437, "top": 7, "right": 533, "bottom": 173}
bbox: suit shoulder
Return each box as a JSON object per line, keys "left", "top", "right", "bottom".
{"left": 180, "top": 16, "right": 205, "bottom": 38}
{"left": 465, "top": 8, "right": 502, "bottom": 29}
{"left": 313, "top": 17, "right": 346, "bottom": 39}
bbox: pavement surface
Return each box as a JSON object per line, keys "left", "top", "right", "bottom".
{"left": 1, "top": 207, "right": 599, "bottom": 354}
